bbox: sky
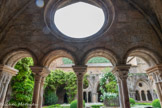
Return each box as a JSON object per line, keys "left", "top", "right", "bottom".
{"left": 54, "top": 2, "right": 105, "bottom": 38}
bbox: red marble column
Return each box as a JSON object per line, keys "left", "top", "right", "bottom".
{"left": 73, "top": 65, "right": 87, "bottom": 108}
{"left": 113, "top": 65, "right": 131, "bottom": 108}
{"left": 31, "top": 67, "right": 50, "bottom": 108}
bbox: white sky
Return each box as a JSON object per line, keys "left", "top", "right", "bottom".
{"left": 54, "top": 2, "right": 105, "bottom": 38}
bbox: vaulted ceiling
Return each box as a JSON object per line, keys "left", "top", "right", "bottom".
{"left": 0, "top": 0, "right": 161, "bottom": 41}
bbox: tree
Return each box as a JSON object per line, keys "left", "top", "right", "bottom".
{"left": 9, "top": 57, "right": 34, "bottom": 108}
{"left": 45, "top": 69, "right": 66, "bottom": 92}
{"left": 64, "top": 72, "right": 77, "bottom": 103}
{"left": 99, "top": 68, "right": 118, "bottom": 101}
{"left": 45, "top": 69, "right": 89, "bottom": 103}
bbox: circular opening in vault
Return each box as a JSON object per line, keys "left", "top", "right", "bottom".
{"left": 54, "top": 2, "right": 105, "bottom": 38}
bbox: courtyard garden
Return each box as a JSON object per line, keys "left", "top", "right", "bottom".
{"left": 6, "top": 57, "right": 161, "bottom": 108}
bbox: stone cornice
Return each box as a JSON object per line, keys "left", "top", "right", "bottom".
{"left": 0, "top": 64, "right": 18, "bottom": 76}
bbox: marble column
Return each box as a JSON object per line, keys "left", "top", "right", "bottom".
{"left": 139, "top": 91, "right": 142, "bottom": 101}
{"left": 92, "top": 93, "right": 98, "bottom": 103}
{"left": 146, "top": 64, "right": 162, "bottom": 107}
{"left": 113, "top": 65, "right": 131, "bottom": 108}
{"left": 117, "top": 77, "right": 124, "bottom": 108}
{"left": 145, "top": 91, "right": 148, "bottom": 101}
{"left": 86, "top": 92, "right": 88, "bottom": 103}
{"left": 0, "top": 65, "right": 18, "bottom": 108}
{"left": 31, "top": 66, "right": 50, "bottom": 108}
{"left": 73, "top": 65, "right": 87, "bottom": 108}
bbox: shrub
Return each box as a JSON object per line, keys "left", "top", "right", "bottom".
{"left": 44, "top": 90, "right": 58, "bottom": 105}
{"left": 129, "top": 98, "right": 135, "bottom": 105}
{"left": 152, "top": 99, "right": 161, "bottom": 108}
{"left": 91, "top": 104, "right": 103, "bottom": 108}
{"left": 70, "top": 100, "right": 85, "bottom": 108}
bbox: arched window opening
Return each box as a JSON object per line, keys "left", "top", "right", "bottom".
{"left": 141, "top": 90, "right": 146, "bottom": 101}
{"left": 5, "top": 57, "right": 34, "bottom": 106}
{"left": 83, "top": 92, "right": 87, "bottom": 103}
{"left": 88, "top": 92, "right": 92, "bottom": 103}
{"left": 147, "top": 90, "right": 153, "bottom": 101}
{"left": 135, "top": 90, "right": 140, "bottom": 101}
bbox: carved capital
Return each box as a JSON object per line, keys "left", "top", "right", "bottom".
{"left": 30, "top": 66, "right": 50, "bottom": 77}
{"left": 112, "top": 65, "right": 131, "bottom": 80}
{"left": 72, "top": 65, "right": 87, "bottom": 81}
{"left": 0, "top": 64, "right": 18, "bottom": 76}
{"left": 146, "top": 64, "right": 162, "bottom": 83}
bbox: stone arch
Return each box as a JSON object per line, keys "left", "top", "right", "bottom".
{"left": 41, "top": 49, "right": 76, "bottom": 67}
{"left": 82, "top": 48, "right": 119, "bottom": 66}
{"left": 1, "top": 49, "right": 37, "bottom": 67}
{"left": 123, "top": 47, "right": 162, "bottom": 67}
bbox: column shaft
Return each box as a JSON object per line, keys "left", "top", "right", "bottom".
{"left": 0, "top": 65, "right": 18, "bottom": 108}
{"left": 73, "top": 65, "right": 87, "bottom": 108}
{"left": 32, "top": 75, "right": 42, "bottom": 108}
{"left": 117, "top": 78, "right": 124, "bottom": 108}
{"left": 112, "top": 65, "right": 131, "bottom": 108}
{"left": 0, "top": 75, "right": 11, "bottom": 108}
{"left": 146, "top": 65, "right": 162, "bottom": 107}
{"left": 31, "top": 66, "right": 50, "bottom": 108}
{"left": 121, "top": 78, "right": 130, "bottom": 108}
{"left": 38, "top": 77, "right": 45, "bottom": 108}
{"left": 145, "top": 91, "right": 148, "bottom": 101}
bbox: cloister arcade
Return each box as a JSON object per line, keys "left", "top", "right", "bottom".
{"left": 0, "top": 0, "right": 162, "bottom": 108}
{"left": 0, "top": 48, "right": 162, "bottom": 108}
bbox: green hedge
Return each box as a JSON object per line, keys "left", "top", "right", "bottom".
{"left": 44, "top": 90, "right": 58, "bottom": 105}
{"left": 129, "top": 98, "right": 135, "bottom": 105}
{"left": 70, "top": 100, "right": 85, "bottom": 108}
{"left": 152, "top": 99, "right": 161, "bottom": 108}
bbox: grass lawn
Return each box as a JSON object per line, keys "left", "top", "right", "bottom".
{"left": 135, "top": 103, "right": 152, "bottom": 105}
{"left": 43, "top": 105, "right": 70, "bottom": 108}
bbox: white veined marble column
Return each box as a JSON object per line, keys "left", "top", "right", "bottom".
{"left": 0, "top": 65, "right": 18, "bottom": 108}
{"left": 73, "top": 65, "right": 87, "bottom": 108}
{"left": 146, "top": 65, "right": 162, "bottom": 107}
{"left": 117, "top": 77, "right": 124, "bottom": 108}
{"left": 112, "top": 65, "right": 131, "bottom": 108}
